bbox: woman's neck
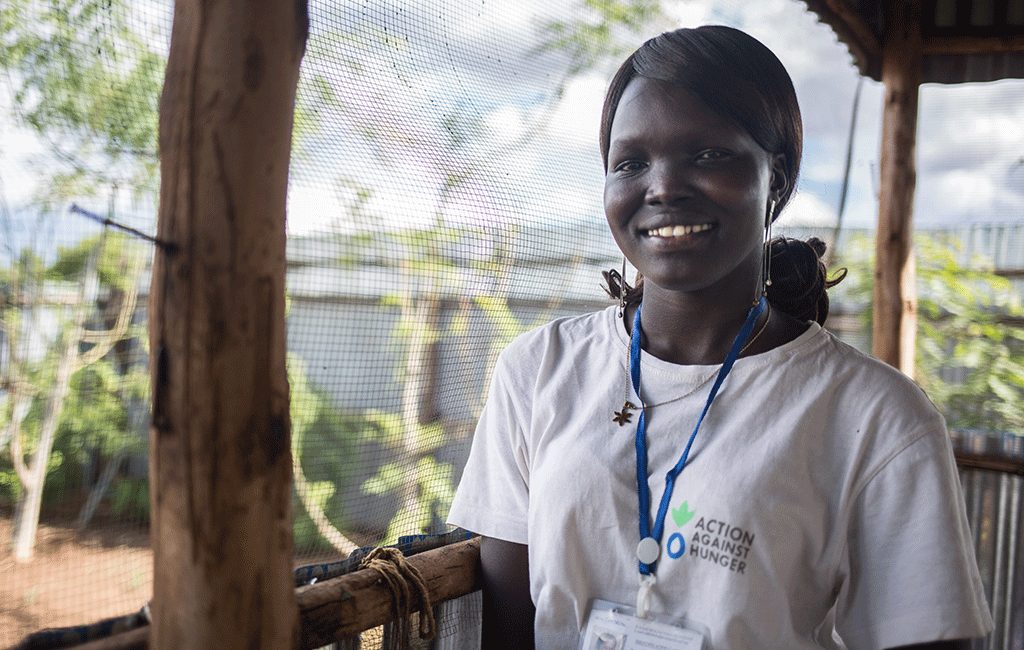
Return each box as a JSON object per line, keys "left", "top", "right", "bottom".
{"left": 625, "top": 280, "right": 813, "bottom": 366}
{"left": 628, "top": 284, "right": 760, "bottom": 365}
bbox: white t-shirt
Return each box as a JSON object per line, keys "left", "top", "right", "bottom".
{"left": 448, "top": 306, "right": 993, "bottom": 649}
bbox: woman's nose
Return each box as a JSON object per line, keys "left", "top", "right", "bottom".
{"left": 645, "top": 161, "right": 693, "bottom": 205}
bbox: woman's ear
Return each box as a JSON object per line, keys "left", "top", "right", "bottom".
{"left": 769, "top": 153, "right": 789, "bottom": 203}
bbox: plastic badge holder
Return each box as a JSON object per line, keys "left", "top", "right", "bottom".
{"left": 578, "top": 599, "right": 709, "bottom": 650}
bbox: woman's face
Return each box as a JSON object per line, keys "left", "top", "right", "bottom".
{"left": 603, "top": 77, "right": 786, "bottom": 300}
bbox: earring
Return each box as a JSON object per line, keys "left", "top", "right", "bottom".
{"left": 762, "top": 199, "right": 776, "bottom": 297}
{"left": 617, "top": 257, "right": 628, "bottom": 318}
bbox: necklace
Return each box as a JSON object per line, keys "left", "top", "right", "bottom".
{"left": 612, "top": 302, "right": 772, "bottom": 426}
{"left": 740, "top": 300, "right": 772, "bottom": 354}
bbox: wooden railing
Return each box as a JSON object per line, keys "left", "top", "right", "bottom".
{"left": 43, "top": 538, "right": 482, "bottom": 650}
{"left": 298, "top": 537, "right": 480, "bottom": 648}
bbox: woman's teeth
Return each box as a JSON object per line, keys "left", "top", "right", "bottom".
{"left": 647, "top": 224, "right": 713, "bottom": 237}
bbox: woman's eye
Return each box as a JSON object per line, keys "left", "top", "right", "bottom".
{"left": 613, "top": 160, "right": 646, "bottom": 173}
{"left": 696, "top": 149, "right": 729, "bottom": 161}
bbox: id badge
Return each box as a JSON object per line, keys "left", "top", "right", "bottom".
{"left": 578, "top": 599, "right": 708, "bottom": 650}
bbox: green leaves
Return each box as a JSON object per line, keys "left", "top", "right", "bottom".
{"left": 0, "top": 0, "right": 165, "bottom": 199}
{"left": 537, "top": 0, "right": 666, "bottom": 73}
{"left": 45, "top": 232, "right": 143, "bottom": 291}
{"left": 364, "top": 456, "right": 456, "bottom": 545}
{"left": 841, "top": 232, "right": 1024, "bottom": 433}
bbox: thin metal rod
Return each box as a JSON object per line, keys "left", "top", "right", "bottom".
{"left": 69, "top": 203, "right": 176, "bottom": 252}
{"left": 828, "top": 75, "right": 863, "bottom": 264}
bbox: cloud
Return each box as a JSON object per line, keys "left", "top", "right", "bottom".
{"left": 914, "top": 80, "right": 1024, "bottom": 223}
{"left": 776, "top": 191, "right": 839, "bottom": 228}
{"left": 5, "top": 0, "right": 1024, "bottom": 241}
{"left": 544, "top": 73, "right": 608, "bottom": 147}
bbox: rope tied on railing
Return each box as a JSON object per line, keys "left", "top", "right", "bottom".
{"left": 359, "top": 546, "right": 437, "bottom": 648}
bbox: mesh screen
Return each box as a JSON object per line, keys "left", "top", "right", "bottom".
{"left": 1, "top": 0, "right": 1022, "bottom": 646}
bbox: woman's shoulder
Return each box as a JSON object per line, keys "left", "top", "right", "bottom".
{"left": 505, "top": 305, "right": 618, "bottom": 350}
{"left": 498, "top": 306, "right": 620, "bottom": 370}
{"left": 806, "top": 328, "right": 946, "bottom": 429}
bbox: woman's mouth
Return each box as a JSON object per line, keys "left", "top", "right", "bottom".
{"left": 645, "top": 223, "right": 714, "bottom": 238}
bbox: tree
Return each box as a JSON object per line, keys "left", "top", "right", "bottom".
{"left": 540, "top": 0, "right": 666, "bottom": 74}
{"left": 0, "top": 0, "right": 164, "bottom": 204}
{"left": 286, "top": 0, "right": 671, "bottom": 545}
{"left": 290, "top": 354, "right": 358, "bottom": 555}
{"left": 2, "top": 232, "right": 143, "bottom": 560}
{"left": 1, "top": 0, "right": 163, "bottom": 557}
{"left": 841, "top": 232, "right": 1024, "bottom": 433}
{"left": 913, "top": 235, "right": 1024, "bottom": 432}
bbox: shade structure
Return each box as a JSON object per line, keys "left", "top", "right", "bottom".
{"left": 803, "top": 0, "right": 1024, "bottom": 83}
{"left": 800, "top": 0, "right": 1024, "bottom": 374}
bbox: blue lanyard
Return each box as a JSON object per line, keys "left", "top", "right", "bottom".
{"left": 631, "top": 296, "right": 767, "bottom": 575}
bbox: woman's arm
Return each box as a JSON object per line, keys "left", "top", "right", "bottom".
{"left": 480, "top": 536, "right": 534, "bottom": 649}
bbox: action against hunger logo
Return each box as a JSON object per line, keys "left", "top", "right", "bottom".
{"left": 667, "top": 500, "right": 755, "bottom": 575}
{"left": 663, "top": 500, "right": 695, "bottom": 560}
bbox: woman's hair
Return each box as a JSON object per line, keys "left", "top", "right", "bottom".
{"left": 600, "top": 25, "right": 802, "bottom": 215}
{"left": 763, "top": 237, "right": 846, "bottom": 325}
{"left": 600, "top": 26, "right": 845, "bottom": 324}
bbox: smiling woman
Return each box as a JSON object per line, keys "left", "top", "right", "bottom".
{"left": 448, "top": 25, "right": 994, "bottom": 650}
{"left": 603, "top": 78, "right": 779, "bottom": 313}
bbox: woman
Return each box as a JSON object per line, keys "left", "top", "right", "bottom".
{"left": 448, "top": 26, "right": 992, "bottom": 649}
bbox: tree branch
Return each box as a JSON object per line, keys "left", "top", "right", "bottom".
{"left": 75, "top": 253, "right": 143, "bottom": 369}
{"left": 292, "top": 451, "right": 359, "bottom": 556}
{"left": 8, "top": 391, "right": 34, "bottom": 487}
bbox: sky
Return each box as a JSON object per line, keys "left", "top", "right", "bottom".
{"left": 286, "top": 0, "right": 1024, "bottom": 238}
{"left": 1, "top": 0, "right": 1022, "bottom": 256}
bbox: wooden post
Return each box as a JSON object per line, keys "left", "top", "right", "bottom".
{"left": 149, "top": 1, "right": 308, "bottom": 647}
{"left": 873, "top": 0, "right": 922, "bottom": 376}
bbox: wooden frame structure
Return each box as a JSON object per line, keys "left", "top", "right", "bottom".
{"left": 800, "top": 0, "right": 1024, "bottom": 375}
{"left": 130, "top": 1, "right": 1024, "bottom": 648}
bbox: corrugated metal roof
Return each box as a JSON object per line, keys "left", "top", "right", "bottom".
{"left": 800, "top": 0, "right": 1024, "bottom": 83}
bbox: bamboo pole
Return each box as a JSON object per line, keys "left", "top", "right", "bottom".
{"left": 873, "top": 0, "right": 922, "bottom": 375}
{"left": 149, "top": 1, "right": 308, "bottom": 647}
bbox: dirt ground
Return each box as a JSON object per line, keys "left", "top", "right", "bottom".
{"left": 0, "top": 516, "right": 152, "bottom": 649}
{"left": 0, "top": 516, "right": 372, "bottom": 648}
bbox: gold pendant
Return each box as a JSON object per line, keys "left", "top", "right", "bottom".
{"left": 613, "top": 401, "right": 638, "bottom": 426}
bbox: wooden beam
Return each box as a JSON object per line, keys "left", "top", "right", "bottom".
{"left": 297, "top": 537, "right": 481, "bottom": 649}
{"left": 821, "top": 0, "right": 883, "bottom": 60}
{"left": 149, "top": 1, "right": 308, "bottom": 648}
{"left": 873, "top": 0, "right": 922, "bottom": 375}
{"left": 955, "top": 451, "right": 1024, "bottom": 477}
{"left": 922, "top": 34, "right": 1024, "bottom": 54}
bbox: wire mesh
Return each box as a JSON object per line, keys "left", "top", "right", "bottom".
{"left": 0, "top": 0, "right": 1021, "bottom": 647}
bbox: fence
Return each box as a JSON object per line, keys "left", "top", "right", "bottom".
{"left": 1, "top": 0, "right": 1023, "bottom": 647}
